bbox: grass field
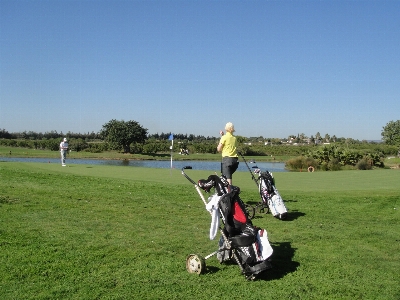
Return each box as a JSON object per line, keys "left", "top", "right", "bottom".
{"left": 0, "top": 161, "right": 399, "bottom": 299}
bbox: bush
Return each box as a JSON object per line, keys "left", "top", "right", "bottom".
{"left": 142, "top": 143, "right": 160, "bottom": 154}
{"left": 305, "top": 157, "right": 317, "bottom": 169}
{"left": 327, "top": 158, "right": 342, "bottom": 171}
{"left": 130, "top": 143, "right": 143, "bottom": 154}
{"left": 83, "top": 148, "right": 103, "bottom": 153}
{"left": 191, "top": 142, "right": 217, "bottom": 154}
{"left": 356, "top": 158, "right": 373, "bottom": 170}
{"left": 86, "top": 142, "right": 109, "bottom": 153}
{"left": 285, "top": 156, "right": 317, "bottom": 171}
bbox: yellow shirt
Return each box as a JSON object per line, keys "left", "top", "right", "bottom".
{"left": 219, "top": 132, "right": 237, "bottom": 157}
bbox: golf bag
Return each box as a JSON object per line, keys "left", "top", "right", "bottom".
{"left": 257, "top": 170, "right": 287, "bottom": 220}
{"left": 198, "top": 175, "right": 273, "bottom": 278}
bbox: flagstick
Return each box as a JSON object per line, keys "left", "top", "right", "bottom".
{"left": 168, "top": 133, "right": 174, "bottom": 175}
{"left": 170, "top": 139, "right": 173, "bottom": 169}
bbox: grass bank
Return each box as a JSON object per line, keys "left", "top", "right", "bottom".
{"left": 2, "top": 145, "right": 399, "bottom": 167}
{"left": 0, "top": 146, "right": 287, "bottom": 162}
{"left": 0, "top": 162, "right": 399, "bottom": 299}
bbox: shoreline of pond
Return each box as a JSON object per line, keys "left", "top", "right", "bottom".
{"left": 0, "top": 156, "right": 288, "bottom": 172}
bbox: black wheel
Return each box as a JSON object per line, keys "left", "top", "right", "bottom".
{"left": 258, "top": 203, "right": 269, "bottom": 214}
{"left": 244, "top": 204, "right": 255, "bottom": 219}
{"left": 186, "top": 254, "right": 206, "bottom": 274}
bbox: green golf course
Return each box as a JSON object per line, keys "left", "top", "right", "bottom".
{"left": 0, "top": 161, "right": 399, "bottom": 299}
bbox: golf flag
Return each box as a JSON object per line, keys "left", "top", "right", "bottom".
{"left": 169, "top": 133, "right": 174, "bottom": 169}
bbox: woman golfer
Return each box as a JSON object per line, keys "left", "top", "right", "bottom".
{"left": 217, "top": 122, "right": 239, "bottom": 185}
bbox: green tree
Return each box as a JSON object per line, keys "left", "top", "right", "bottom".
{"left": 382, "top": 120, "right": 400, "bottom": 157}
{"left": 381, "top": 120, "right": 400, "bottom": 146}
{"left": 236, "top": 135, "right": 246, "bottom": 144}
{"left": 0, "top": 129, "right": 12, "bottom": 139}
{"left": 100, "top": 119, "right": 148, "bottom": 153}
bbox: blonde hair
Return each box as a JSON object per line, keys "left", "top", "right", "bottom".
{"left": 225, "top": 122, "right": 235, "bottom": 133}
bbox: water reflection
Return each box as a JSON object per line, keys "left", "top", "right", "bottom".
{"left": 0, "top": 157, "right": 287, "bottom": 172}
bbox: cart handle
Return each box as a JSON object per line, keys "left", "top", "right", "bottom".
{"left": 238, "top": 151, "right": 259, "bottom": 186}
{"left": 181, "top": 166, "right": 210, "bottom": 208}
{"left": 181, "top": 166, "right": 197, "bottom": 185}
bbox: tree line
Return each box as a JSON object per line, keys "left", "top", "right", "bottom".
{"left": 1, "top": 119, "right": 399, "bottom": 163}
{"left": 1, "top": 119, "right": 399, "bottom": 145}
{"left": 0, "top": 128, "right": 216, "bottom": 143}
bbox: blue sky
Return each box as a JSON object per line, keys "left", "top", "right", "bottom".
{"left": 1, "top": 0, "right": 399, "bottom": 140}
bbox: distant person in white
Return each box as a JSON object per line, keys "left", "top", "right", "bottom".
{"left": 59, "top": 138, "right": 68, "bottom": 166}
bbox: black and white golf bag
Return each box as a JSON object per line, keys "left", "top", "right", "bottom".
{"left": 258, "top": 170, "right": 287, "bottom": 220}
{"left": 218, "top": 188, "right": 273, "bottom": 277}
{"left": 199, "top": 175, "right": 273, "bottom": 278}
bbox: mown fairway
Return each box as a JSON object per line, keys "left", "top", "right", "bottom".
{"left": 0, "top": 162, "right": 399, "bottom": 299}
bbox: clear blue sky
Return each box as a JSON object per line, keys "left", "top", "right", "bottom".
{"left": 1, "top": 0, "right": 399, "bottom": 140}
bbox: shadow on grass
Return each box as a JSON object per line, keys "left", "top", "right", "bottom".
{"left": 245, "top": 205, "right": 305, "bottom": 221}
{"left": 203, "top": 259, "right": 240, "bottom": 275}
{"left": 257, "top": 242, "right": 299, "bottom": 281}
{"left": 204, "top": 266, "right": 221, "bottom": 275}
{"left": 284, "top": 210, "right": 306, "bottom": 221}
{"left": 283, "top": 198, "right": 298, "bottom": 203}
{"left": 252, "top": 211, "right": 305, "bottom": 221}
{"left": 204, "top": 242, "right": 299, "bottom": 280}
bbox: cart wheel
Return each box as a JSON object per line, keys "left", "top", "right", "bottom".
{"left": 258, "top": 203, "right": 269, "bottom": 214}
{"left": 246, "top": 274, "right": 257, "bottom": 281}
{"left": 186, "top": 254, "right": 206, "bottom": 274}
{"left": 244, "top": 204, "right": 255, "bottom": 219}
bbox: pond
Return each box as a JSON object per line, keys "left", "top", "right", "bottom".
{"left": 0, "top": 157, "right": 287, "bottom": 172}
